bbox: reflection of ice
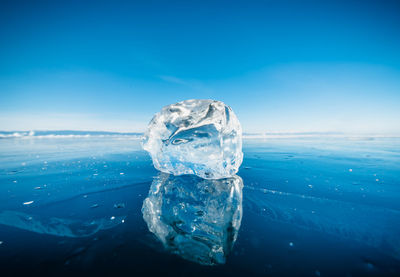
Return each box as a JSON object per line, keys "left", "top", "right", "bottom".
{"left": 142, "top": 173, "right": 243, "bottom": 265}
{"left": 0, "top": 210, "right": 125, "bottom": 238}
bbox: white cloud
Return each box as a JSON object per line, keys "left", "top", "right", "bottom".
{"left": 159, "top": 75, "right": 189, "bottom": 85}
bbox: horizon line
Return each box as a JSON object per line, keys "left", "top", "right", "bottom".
{"left": 1, "top": 130, "right": 400, "bottom": 139}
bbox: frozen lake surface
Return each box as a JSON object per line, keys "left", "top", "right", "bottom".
{"left": 0, "top": 135, "right": 399, "bottom": 276}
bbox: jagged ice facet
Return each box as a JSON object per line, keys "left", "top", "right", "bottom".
{"left": 142, "top": 99, "right": 243, "bottom": 179}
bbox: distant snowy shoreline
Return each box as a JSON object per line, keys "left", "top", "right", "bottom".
{"left": 1, "top": 130, "right": 399, "bottom": 140}
{"left": 0, "top": 130, "right": 143, "bottom": 139}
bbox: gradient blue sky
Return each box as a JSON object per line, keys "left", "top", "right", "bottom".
{"left": 1, "top": 0, "right": 399, "bottom": 133}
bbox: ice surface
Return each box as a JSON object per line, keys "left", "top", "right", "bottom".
{"left": 1, "top": 136, "right": 400, "bottom": 275}
{"left": 142, "top": 99, "right": 243, "bottom": 179}
{"left": 142, "top": 173, "right": 243, "bottom": 265}
{"left": 0, "top": 210, "right": 125, "bottom": 238}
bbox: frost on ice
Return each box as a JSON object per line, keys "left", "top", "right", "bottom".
{"left": 142, "top": 173, "right": 243, "bottom": 265}
{"left": 142, "top": 99, "right": 243, "bottom": 179}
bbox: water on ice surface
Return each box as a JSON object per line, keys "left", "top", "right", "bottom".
{"left": 142, "top": 99, "right": 243, "bottom": 179}
{"left": 0, "top": 210, "right": 125, "bottom": 238}
{"left": 142, "top": 173, "right": 243, "bottom": 265}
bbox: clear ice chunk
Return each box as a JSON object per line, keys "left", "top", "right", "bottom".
{"left": 142, "top": 173, "right": 243, "bottom": 265}
{"left": 142, "top": 99, "right": 243, "bottom": 179}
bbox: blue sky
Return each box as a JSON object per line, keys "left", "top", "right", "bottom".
{"left": 0, "top": 0, "right": 399, "bottom": 133}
